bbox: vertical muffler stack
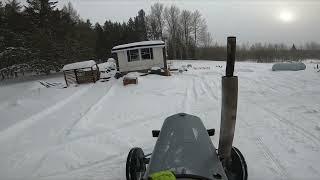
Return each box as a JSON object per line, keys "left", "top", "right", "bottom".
{"left": 218, "top": 37, "right": 238, "bottom": 168}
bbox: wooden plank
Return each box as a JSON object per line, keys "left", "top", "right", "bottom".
{"left": 63, "top": 71, "right": 68, "bottom": 87}
{"left": 74, "top": 69, "right": 79, "bottom": 84}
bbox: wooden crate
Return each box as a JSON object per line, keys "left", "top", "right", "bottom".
{"left": 123, "top": 77, "right": 138, "bottom": 86}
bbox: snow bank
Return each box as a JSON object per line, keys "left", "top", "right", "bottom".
{"left": 97, "top": 62, "right": 116, "bottom": 70}
{"left": 107, "top": 58, "right": 116, "bottom": 64}
{"left": 62, "top": 60, "right": 96, "bottom": 71}
{"left": 272, "top": 62, "right": 306, "bottom": 71}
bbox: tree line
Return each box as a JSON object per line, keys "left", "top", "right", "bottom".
{"left": 0, "top": 0, "right": 212, "bottom": 79}
{"left": 198, "top": 42, "right": 320, "bottom": 62}
{"left": 0, "top": 0, "right": 151, "bottom": 79}
{"left": 0, "top": 0, "right": 319, "bottom": 79}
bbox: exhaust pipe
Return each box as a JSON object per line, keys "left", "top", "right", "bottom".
{"left": 218, "top": 37, "right": 238, "bottom": 168}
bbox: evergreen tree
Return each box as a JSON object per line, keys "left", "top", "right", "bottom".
{"left": 24, "top": 0, "right": 60, "bottom": 74}
{"left": 134, "top": 9, "right": 147, "bottom": 41}
{"left": 291, "top": 44, "right": 297, "bottom": 51}
{"left": 94, "top": 23, "right": 105, "bottom": 60}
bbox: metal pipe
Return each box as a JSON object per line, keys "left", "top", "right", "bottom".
{"left": 218, "top": 37, "right": 238, "bottom": 168}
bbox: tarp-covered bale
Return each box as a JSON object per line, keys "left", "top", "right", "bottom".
{"left": 272, "top": 62, "right": 306, "bottom": 71}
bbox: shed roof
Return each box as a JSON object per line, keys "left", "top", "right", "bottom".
{"left": 62, "top": 60, "right": 96, "bottom": 71}
{"left": 112, "top": 40, "right": 165, "bottom": 52}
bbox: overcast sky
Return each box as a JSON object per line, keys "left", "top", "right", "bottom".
{"left": 12, "top": 0, "right": 320, "bottom": 46}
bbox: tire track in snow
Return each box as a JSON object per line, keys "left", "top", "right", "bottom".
{"left": 241, "top": 74, "right": 320, "bottom": 146}
{"left": 0, "top": 85, "right": 93, "bottom": 142}
{"left": 64, "top": 80, "right": 116, "bottom": 138}
{"left": 202, "top": 77, "right": 219, "bottom": 100}
{"left": 259, "top": 105, "right": 320, "bottom": 146}
{"left": 182, "top": 80, "right": 192, "bottom": 112}
{"left": 37, "top": 154, "right": 120, "bottom": 178}
{"left": 255, "top": 137, "right": 289, "bottom": 178}
{"left": 32, "top": 132, "right": 129, "bottom": 178}
{"left": 64, "top": 112, "right": 167, "bottom": 144}
{"left": 191, "top": 77, "right": 199, "bottom": 102}
{"left": 246, "top": 98, "right": 320, "bottom": 147}
{"left": 237, "top": 112, "right": 289, "bottom": 179}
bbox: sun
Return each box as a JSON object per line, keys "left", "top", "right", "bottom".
{"left": 279, "top": 10, "right": 294, "bottom": 23}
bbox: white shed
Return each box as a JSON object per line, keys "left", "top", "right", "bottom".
{"left": 111, "top": 40, "right": 166, "bottom": 73}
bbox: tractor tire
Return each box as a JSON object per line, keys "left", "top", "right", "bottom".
{"left": 126, "top": 147, "right": 146, "bottom": 180}
{"left": 226, "top": 146, "right": 248, "bottom": 180}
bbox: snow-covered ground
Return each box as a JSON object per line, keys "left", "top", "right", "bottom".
{"left": 0, "top": 60, "right": 320, "bottom": 180}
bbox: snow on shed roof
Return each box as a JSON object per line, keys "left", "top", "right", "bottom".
{"left": 62, "top": 60, "right": 97, "bottom": 71}
{"left": 112, "top": 40, "right": 165, "bottom": 52}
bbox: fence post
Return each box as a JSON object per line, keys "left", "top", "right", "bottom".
{"left": 163, "top": 47, "right": 168, "bottom": 69}
{"left": 218, "top": 36, "right": 238, "bottom": 169}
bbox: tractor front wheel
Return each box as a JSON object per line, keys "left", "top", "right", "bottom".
{"left": 126, "top": 147, "right": 146, "bottom": 180}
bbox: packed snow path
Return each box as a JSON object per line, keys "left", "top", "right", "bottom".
{"left": 0, "top": 60, "right": 319, "bottom": 180}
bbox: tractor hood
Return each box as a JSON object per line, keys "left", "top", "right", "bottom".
{"left": 145, "top": 113, "right": 228, "bottom": 180}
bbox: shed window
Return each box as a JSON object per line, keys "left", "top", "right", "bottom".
{"left": 127, "top": 49, "right": 140, "bottom": 62}
{"left": 141, "top": 48, "right": 153, "bottom": 60}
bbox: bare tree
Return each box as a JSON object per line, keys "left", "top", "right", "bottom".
{"left": 62, "top": 2, "right": 80, "bottom": 23}
{"left": 164, "top": 5, "right": 180, "bottom": 59}
{"left": 151, "top": 3, "right": 164, "bottom": 39}
{"left": 180, "top": 10, "right": 192, "bottom": 58}
{"left": 146, "top": 3, "right": 164, "bottom": 40}
{"left": 199, "top": 22, "right": 212, "bottom": 48}
{"left": 191, "top": 10, "right": 203, "bottom": 47}
{"left": 146, "top": 15, "right": 156, "bottom": 40}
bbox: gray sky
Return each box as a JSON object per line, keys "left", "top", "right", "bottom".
{"left": 13, "top": 0, "right": 320, "bottom": 46}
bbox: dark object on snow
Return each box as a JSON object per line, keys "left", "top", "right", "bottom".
{"left": 39, "top": 81, "right": 50, "bottom": 88}
{"left": 39, "top": 81, "right": 64, "bottom": 88}
{"left": 114, "top": 72, "right": 123, "bottom": 79}
{"left": 126, "top": 37, "right": 247, "bottom": 180}
{"left": 272, "top": 62, "right": 306, "bottom": 71}
{"left": 123, "top": 77, "right": 138, "bottom": 86}
{"left": 101, "top": 77, "right": 111, "bottom": 80}
{"left": 169, "top": 68, "right": 179, "bottom": 71}
{"left": 100, "top": 79, "right": 109, "bottom": 82}
{"left": 187, "top": 64, "right": 192, "bottom": 68}
{"left": 148, "top": 69, "right": 171, "bottom": 76}
{"left": 149, "top": 69, "right": 161, "bottom": 75}
{"left": 140, "top": 73, "right": 149, "bottom": 76}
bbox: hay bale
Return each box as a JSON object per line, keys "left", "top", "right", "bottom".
{"left": 272, "top": 62, "right": 306, "bottom": 71}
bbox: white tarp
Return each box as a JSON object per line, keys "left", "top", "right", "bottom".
{"left": 272, "top": 62, "right": 306, "bottom": 71}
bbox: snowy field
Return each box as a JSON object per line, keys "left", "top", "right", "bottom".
{"left": 0, "top": 60, "right": 320, "bottom": 180}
